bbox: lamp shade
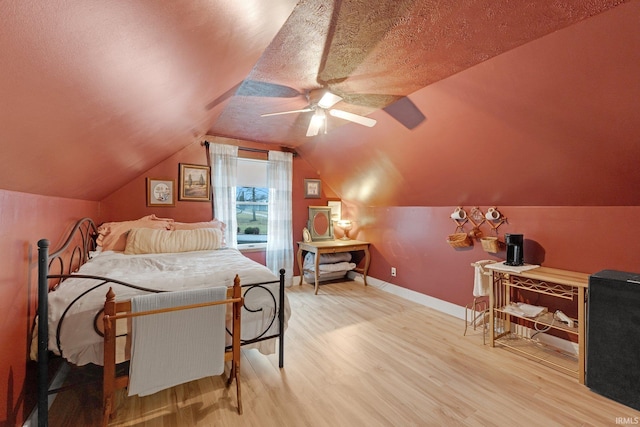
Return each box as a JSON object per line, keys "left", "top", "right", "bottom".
{"left": 336, "top": 219, "right": 352, "bottom": 240}
{"left": 336, "top": 219, "right": 352, "bottom": 230}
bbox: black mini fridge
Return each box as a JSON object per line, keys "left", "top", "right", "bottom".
{"left": 587, "top": 270, "right": 640, "bottom": 411}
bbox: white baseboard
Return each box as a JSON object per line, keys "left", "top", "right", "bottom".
{"left": 346, "top": 272, "right": 467, "bottom": 320}
{"left": 345, "top": 272, "right": 577, "bottom": 356}
{"left": 294, "top": 273, "right": 466, "bottom": 319}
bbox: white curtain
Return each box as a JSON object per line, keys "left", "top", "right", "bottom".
{"left": 209, "top": 143, "right": 238, "bottom": 249}
{"left": 267, "top": 151, "right": 293, "bottom": 286}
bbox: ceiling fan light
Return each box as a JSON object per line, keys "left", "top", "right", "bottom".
{"left": 306, "top": 110, "right": 326, "bottom": 137}
{"left": 318, "top": 92, "right": 343, "bottom": 109}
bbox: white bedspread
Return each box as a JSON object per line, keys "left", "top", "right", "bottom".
{"left": 44, "top": 248, "right": 288, "bottom": 366}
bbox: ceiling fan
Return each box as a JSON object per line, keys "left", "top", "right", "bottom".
{"left": 260, "top": 89, "right": 377, "bottom": 137}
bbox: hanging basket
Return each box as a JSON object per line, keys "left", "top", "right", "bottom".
{"left": 447, "top": 232, "right": 472, "bottom": 248}
{"left": 481, "top": 237, "right": 501, "bottom": 253}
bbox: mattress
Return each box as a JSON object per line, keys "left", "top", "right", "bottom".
{"left": 38, "top": 248, "right": 289, "bottom": 366}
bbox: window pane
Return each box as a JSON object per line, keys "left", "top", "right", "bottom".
{"left": 236, "top": 186, "right": 268, "bottom": 244}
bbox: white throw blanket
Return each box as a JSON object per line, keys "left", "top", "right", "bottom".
{"left": 128, "top": 286, "right": 227, "bottom": 397}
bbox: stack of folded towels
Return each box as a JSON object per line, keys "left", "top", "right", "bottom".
{"left": 303, "top": 252, "right": 357, "bottom": 284}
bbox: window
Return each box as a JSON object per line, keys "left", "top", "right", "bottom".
{"left": 236, "top": 158, "right": 268, "bottom": 249}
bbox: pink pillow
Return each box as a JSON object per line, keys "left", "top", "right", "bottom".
{"left": 97, "top": 215, "right": 174, "bottom": 251}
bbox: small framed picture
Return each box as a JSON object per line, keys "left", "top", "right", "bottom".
{"left": 327, "top": 200, "right": 342, "bottom": 221}
{"left": 304, "top": 179, "right": 321, "bottom": 199}
{"left": 147, "top": 178, "right": 175, "bottom": 207}
{"left": 302, "top": 227, "right": 312, "bottom": 243}
{"left": 179, "top": 163, "right": 211, "bottom": 201}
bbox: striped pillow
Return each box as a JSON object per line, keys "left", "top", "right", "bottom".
{"left": 124, "top": 227, "right": 223, "bottom": 255}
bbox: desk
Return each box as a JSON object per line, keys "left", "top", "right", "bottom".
{"left": 297, "top": 240, "right": 371, "bottom": 295}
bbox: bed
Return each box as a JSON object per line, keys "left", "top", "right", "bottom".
{"left": 34, "top": 216, "right": 288, "bottom": 424}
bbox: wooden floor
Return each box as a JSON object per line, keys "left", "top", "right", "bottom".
{"left": 48, "top": 279, "right": 640, "bottom": 426}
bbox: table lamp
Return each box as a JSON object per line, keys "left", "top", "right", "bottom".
{"left": 336, "top": 219, "right": 353, "bottom": 240}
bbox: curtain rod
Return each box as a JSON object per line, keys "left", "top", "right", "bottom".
{"left": 202, "top": 140, "right": 296, "bottom": 156}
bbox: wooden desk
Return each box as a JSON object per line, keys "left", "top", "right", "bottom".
{"left": 297, "top": 240, "right": 371, "bottom": 295}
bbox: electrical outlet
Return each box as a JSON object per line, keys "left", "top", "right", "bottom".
{"left": 391, "top": 267, "right": 397, "bottom": 277}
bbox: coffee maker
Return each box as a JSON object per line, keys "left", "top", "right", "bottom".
{"left": 505, "top": 233, "right": 524, "bottom": 266}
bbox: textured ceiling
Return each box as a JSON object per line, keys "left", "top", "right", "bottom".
{"left": 209, "top": 0, "right": 626, "bottom": 145}
{"left": 0, "top": 0, "right": 634, "bottom": 205}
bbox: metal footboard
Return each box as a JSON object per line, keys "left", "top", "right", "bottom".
{"left": 36, "top": 218, "right": 286, "bottom": 426}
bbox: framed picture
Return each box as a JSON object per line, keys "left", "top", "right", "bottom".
{"left": 302, "top": 227, "right": 312, "bottom": 243}
{"left": 327, "top": 200, "right": 342, "bottom": 222}
{"left": 304, "top": 179, "right": 321, "bottom": 199}
{"left": 307, "top": 206, "right": 334, "bottom": 241}
{"left": 146, "top": 178, "right": 175, "bottom": 207}
{"left": 179, "top": 163, "right": 211, "bottom": 201}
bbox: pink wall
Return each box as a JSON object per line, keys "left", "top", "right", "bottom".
{"left": 299, "top": 3, "right": 640, "bottom": 209}
{"left": 101, "top": 140, "right": 215, "bottom": 223}
{"left": 344, "top": 203, "right": 640, "bottom": 307}
{"left": 102, "top": 139, "right": 640, "bottom": 304}
{"left": 100, "top": 137, "right": 334, "bottom": 276}
{"left": 0, "top": 189, "right": 100, "bottom": 426}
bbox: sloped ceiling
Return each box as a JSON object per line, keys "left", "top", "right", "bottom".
{"left": 0, "top": 0, "right": 637, "bottom": 206}
{"left": 211, "top": 0, "right": 628, "bottom": 145}
{"left": 0, "top": 0, "right": 298, "bottom": 200}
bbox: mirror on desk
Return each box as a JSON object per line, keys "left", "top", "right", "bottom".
{"left": 307, "top": 206, "right": 334, "bottom": 241}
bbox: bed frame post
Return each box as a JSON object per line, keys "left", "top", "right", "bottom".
{"left": 279, "top": 268, "right": 285, "bottom": 368}
{"left": 230, "top": 275, "right": 243, "bottom": 414}
{"left": 37, "top": 239, "right": 49, "bottom": 427}
{"left": 102, "top": 287, "right": 117, "bottom": 426}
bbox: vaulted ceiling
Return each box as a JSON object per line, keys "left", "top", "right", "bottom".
{"left": 211, "top": 0, "right": 628, "bottom": 145}
{"left": 1, "top": 0, "right": 637, "bottom": 205}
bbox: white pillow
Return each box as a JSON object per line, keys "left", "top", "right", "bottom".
{"left": 124, "top": 227, "right": 223, "bottom": 255}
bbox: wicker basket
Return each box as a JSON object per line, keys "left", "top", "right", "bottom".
{"left": 481, "top": 237, "right": 500, "bottom": 253}
{"left": 447, "top": 232, "right": 472, "bottom": 248}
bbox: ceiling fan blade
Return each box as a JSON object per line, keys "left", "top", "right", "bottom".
{"left": 329, "top": 109, "right": 376, "bottom": 127}
{"left": 261, "top": 108, "right": 313, "bottom": 117}
{"left": 236, "top": 80, "right": 302, "bottom": 98}
{"left": 205, "top": 81, "right": 243, "bottom": 110}
{"left": 383, "top": 97, "right": 426, "bottom": 130}
{"left": 306, "top": 110, "right": 326, "bottom": 137}
{"left": 317, "top": 91, "right": 343, "bottom": 109}
{"left": 338, "top": 93, "right": 426, "bottom": 129}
